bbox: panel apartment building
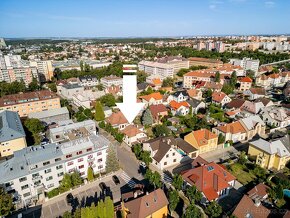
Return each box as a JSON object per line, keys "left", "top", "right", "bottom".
{"left": 229, "top": 58, "right": 260, "bottom": 75}
{"left": 0, "top": 53, "right": 39, "bottom": 85}
{"left": 30, "top": 60, "right": 54, "bottom": 82}
{"left": 0, "top": 133, "right": 109, "bottom": 205}
{"left": 0, "top": 90, "right": 61, "bottom": 117}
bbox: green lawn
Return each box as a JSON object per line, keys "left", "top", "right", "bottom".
{"left": 227, "top": 163, "right": 256, "bottom": 185}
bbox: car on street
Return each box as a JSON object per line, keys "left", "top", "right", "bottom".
{"left": 66, "top": 193, "right": 74, "bottom": 204}
{"left": 99, "top": 182, "right": 108, "bottom": 192}
{"left": 112, "top": 175, "right": 120, "bottom": 185}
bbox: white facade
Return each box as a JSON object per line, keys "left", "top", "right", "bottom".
{"left": 100, "top": 76, "right": 122, "bottom": 88}
{"left": 138, "top": 61, "right": 174, "bottom": 80}
{"left": 57, "top": 84, "right": 84, "bottom": 100}
{"left": 230, "top": 58, "right": 260, "bottom": 74}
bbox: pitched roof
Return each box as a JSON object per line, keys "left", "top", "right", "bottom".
{"left": 232, "top": 195, "right": 270, "bottom": 218}
{"left": 240, "top": 115, "right": 265, "bottom": 131}
{"left": 226, "top": 99, "right": 246, "bottom": 109}
{"left": 254, "top": 98, "right": 272, "bottom": 106}
{"left": 212, "top": 92, "right": 228, "bottom": 103}
{"left": 137, "top": 82, "right": 150, "bottom": 91}
{"left": 248, "top": 88, "right": 266, "bottom": 95}
{"left": 169, "top": 100, "right": 189, "bottom": 110}
{"left": 216, "top": 121, "right": 247, "bottom": 134}
{"left": 247, "top": 183, "right": 270, "bottom": 199}
{"left": 172, "top": 90, "right": 189, "bottom": 98}
{"left": 187, "top": 89, "right": 201, "bottom": 98}
{"left": 149, "top": 104, "right": 168, "bottom": 119}
{"left": 140, "top": 92, "right": 163, "bottom": 102}
{"left": 187, "top": 99, "right": 203, "bottom": 108}
{"left": 186, "top": 129, "right": 218, "bottom": 147}
{"left": 106, "top": 111, "right": 128, "bottom": 125}
{"left": 121, "top": 125, "right": 142, "bottom": 137}
{"left": 191, "top": 156, "right": 209, "bottom": 168}
{"left": 239, "top": 76, "right": 253, "bottom": 83}
{"left": 124, "top": 189, "right": 168, "bottom": 218}
{"left": 152, "top": 78, "right": 162, "bottom": 86}
{"left": 182, "top": 162, "right": 235, "bottom": 201}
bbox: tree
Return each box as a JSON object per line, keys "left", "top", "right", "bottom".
{"left": 132, "top": 143, "right": 142, "bottom": 159}
{"left": 59, "top": 174, "right": 73, "bottom": 193}
{"left": 162, "top": 77, "right": 174, "bottom": 87}
{"left": 172, "top": 174, "right": 183, "bottom": 191}
{"left": 95, "top": 101, "right": 105, "bottom": 121}
{"left": 222, "top": 83, "right": 234, "bottom": 95}
{"left": 238, "top": 151, "right": 247, "bottom": 165}
{"left": 215, "top": 71, "right": 221, "bottom": 82}
{"left": 80, "top": 60, "right": 84, "bottom": 72}
{"left": 99, "top": 94, "right": 116, "bottom": 107}
{"left": 28, "top": 77, "right": 40, "bottom": 91}
{"left": 104, "top": 196, "right": 114, "bottom": 218}
{"left": 152, "top": 124, "right": 170, "bottom": 137}
{"left": 230, "top": 71, "right": 237, "bottom": 87}
{"left": 246, "top": 69, "right": 255, "bottom": 80}
{"left": 0, "top": 187, "right": 13, "bottom": 217}
{"left": 83, "top": 109, "right": 93, "bottom": 119}
{"left": 142, "top": 108, "right": 153, "bottom": 126}
{"left": 218, "top": 133, "right": 225, "bottom": 144}
{"left": 106, "top": 145, "right": 119, "bottom": 173}
{"left": 183, "top": 203, "right": 203, "bottom": 218}
{"left": 96, "top": 84, "right": 104, "bottom": 91}
{"left": 205, "top": 201, "right": 222, "bottom": 218}
{"left": 137, "top": 71, "right": 147, "bottom": 83}
{"left": 24, "top": 118, "right": 45, "bottom": 134}
{"left": 185, "top": 185, "right": 202, "bottom": 203}
{"left": 140, "top": 151, "right": 152, "bottom": 166}
{"left": 48, "top": 82, "right": 57, "bottom": 92}
{"left": 168, "top": 190, "right": 179, "bottom": 215}
{"left": 145, "top": 169, "right": 162, "bottom": 189}
{"left": 87, "top": 167, "right": 94, "bottom": 182}
{"left": 71, "top": 172, "right": 83, "bottom": 187}
{"left": 203, "top": 89, "right": 213, "bottom": 99}
{"left": 177, "top": 68, "right": 190, "bottom": 77}
{"left": 63, "top": 211, "right": 72, "bottom": 218}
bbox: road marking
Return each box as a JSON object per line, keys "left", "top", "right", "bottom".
{"left": 120, "top": 171, "right": 136, "bottom": 188}
{"left": 49, "top": 205, "right": 53, "bottom": 216}
{"left": 57, "top": 202, "right": 60, "bottom": 210}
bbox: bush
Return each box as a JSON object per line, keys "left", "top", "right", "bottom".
{"left": 47, "top": 188, "right": 60, "bottom": 198}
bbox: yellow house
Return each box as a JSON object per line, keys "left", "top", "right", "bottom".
{"left": 0, "top": 110, "right": 27, "bottom": 157}
{"left": 123, "top": 188, "right": 168, "bottom": 218}
{"left": 184, "top": 129, "right": 218, "bottom": 154}
{"left": 248, "top": 136, "right": 290, "bottom": 170}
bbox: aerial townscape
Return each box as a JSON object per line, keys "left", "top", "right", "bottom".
{"left": 0, "top": 1, "right": 290, "bottom": 218}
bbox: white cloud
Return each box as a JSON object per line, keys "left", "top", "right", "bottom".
{"left": 209, "top": 4, "right": 217, "bottom": 10}
{"left": 265, "top": 1, "right": 275, "bottom": 8}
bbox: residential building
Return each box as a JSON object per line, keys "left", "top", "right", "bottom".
{"left": 238, "top": 77, "right": 252, "bottom": 91}
{"left": 247, "top": 183, "right": 270, "bottom": 201}
{"left": 30, "top": 60, "right": 54, "bottom": 82}
{"left": 72, "top": 90, "right": 106, "bottom": 109}
{"left": 243, "top": 88, "right": 266, "bottom": 100}
{"left": 121, "top": 125, "right": 147, "bottom": 146}
{"left": 184, "top": 129, "right": 218, "bottom": 154}
{"left": 212, "top": 92, "right": 231, "bottom": 106}
{"left": 167, "top": 90, "right": 189, "bottom": 103}
{"left": 77, "top": 75, "right": 99, "bottom": 88}
{"left": 100, "top": 75, "right": 123, "bottom": 88}
{"left": 188, "top": 57, "right": 223, "bottom": 68}
{"left": 226, "top": 99, "right": 246, "bottom": 110}
{"left": 187, "top": 99, "right": 206, "bottom": 114}
{"left": 0, "top": 134, "right": 109, "bottom": 205}
{"left": 229, "top": 58, "right": 260, "bottom": 74}
{"left": 0, "top": 38, "right": 6, "bottom": 48}
{"left": 261, "top": 106, "right": 290, "bottom": 128}
{"left": 239, "top": 115, "right": 266, "bottom": 139}
{"left": 139, "top": 92, "right": 163, "bottom": 106}
{"left": 148, "top": 104, "right": 168, "bottom": 123}
{"left": 187, "top": 89, "right": 203, "bottom": 100}
{"left": 169, "top": 100, "right": 190, "bottom": 116}
{"left": 241, "top": 100, "right": 265, "bottom": 114}
{"left": 143, "top": 137, "right": 195, "bottom": 170}
{"left": 106, "top": 111, "right": 128, "bottom": 130}
{"left": 146, "top": 76, "right": 162, "bottom": 89}
{"left": 212, "top": 121, "right": 247, "bottom": 143}
{"left": 0, "top": 54, "right": 39, "bottom": 85}
{"left": 28, "top": 107, "right": 70, "bottom": 125}
{"left": 0, "top": 111, "right": 27, "bottom": 157}
{"left": 52, "top": 60, "right": 111, "bottom": 71}
{"left": 123, "top": 188, "right": 168, "bottom": 218}
{"left": 57, "top": 83, "right": 84, "bottom": 100}
{"left": 49, "top": 120, "right": 96, "bottom": 143}
{"left": 0, "top": 90, "right": 61, "bottom": 117}
{"left": 181, "top": 162, "right": 236, "bottom": 202}
{"left": 248, "top": 135, "right": 290, "bottom": 170}
{"left": 137, "top": 82, "right": 150, "bottom": 93}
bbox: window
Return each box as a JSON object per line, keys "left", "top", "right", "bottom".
{"left": 46, "top": 176, "right": 53, "bottom": 181}
{"left": 77, "top": 151, "right": 83, "bottom": 155}
{"left": 66, "top": 154, "right": 72, "bottom": 158}
{"left": 55, "top": 158, "right": 61, "bottom": 162}
{"left": 68, "top": 169, "right": 74, "bottom": 173}
{"left": 166, "top": 154, "right": 169, "bottom": 158}
{"left": 78, "top": 158, "right": 83, "bottom": 162}
{"left": 58, "top": 172, "right": 64, "bottom": 177}
{"left": 19, "top": 177, "right": 27, "bottom": 182}
{"left": 23, "top": 192, "right": 30, "bottom": 198}
{"left": 98, "top": 165, "right": 103, "bottom": 169}
{"left": 172, "top": 152, "right": 175, "bottom": 156}
{"left": 164, "top": 162, "right": 167, "bottom": 166}
{"left": 79, "top": 165, "right": 84, "bottom": 169}
{"left": 21, "top": 184, "right": 29, "bottom": 190}
{"left": 44, "top": 169, "right": 52, "bottom": 174}
{"left": 43, "top": 161, "right": 50, "bottom": 166}
{"left": 56, "top": 165, "right": 63, "bottom": 170}
{"left": 88, "top": 154, "right": 93, "bottom": 159}
{"left": 67, "top": 161, "right": 73, "bottom": 166}
{"left": 173, "top": 159, "right": 176, "bottom": 162}
{"left": 97, "top": 152, "right": 102, "bottom": 156}
{"left": 80, "top": 172, "right": 85, "bottom": 176}
{"left": 47, "top": 183, "right": 54, "bottom": 189}
{"left": 97, "top": 158, "right": 102, "bottom": 163}
{"left": 32, "top": 173, "right": 39, "bottom": 178}
{"left": 87, "top": 148, "right": 93, "bottom": 152}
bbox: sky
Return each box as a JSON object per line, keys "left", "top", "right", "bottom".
{"left": 0, "top": 0, "right": 289, "bottom": 38}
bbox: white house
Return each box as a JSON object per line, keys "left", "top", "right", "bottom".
{"left": 167, "top": 91, "right": 189, "bottom": 103}
{"left": 261, "top": 106, "right": 290, "bottom": 128}
{"left": 212, "top": 92, "right": 232, "bottom": 106}
{"left": 243, "top": 88, "right": 266, "bottom": 100}
{"left": 169, "top": 101, "right": 190, "bottom": 116}
{"left": 121, "top": 125, "right": 147, "bottom": 146}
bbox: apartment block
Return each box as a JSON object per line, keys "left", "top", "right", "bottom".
{"left": 188, "top": 57, "right": 223, "bottom": 68}
{"left": 100, "top": 75, "right": 123, "bottom": 88}
{"left": 0, "top": 90, "right": 61, "bottom": 117}
{"left": 0, "top": 134, "right": 109, "bottom": 205}
{"left": 230, "top": 58, "right": 260, "bottom": 74}
{"left": 30, "top": 60, "right": 54, "bottom": 82}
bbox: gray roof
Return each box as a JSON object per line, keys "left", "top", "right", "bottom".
{"left": 0, "top": 110, "right": 25, "bottom": 143}
{"left": 62, "top": 83, "right": 82, "bottom": 89}
{"left": 240, "top": 115, "right": 265, "bottom": 131}
{"left": 250, "top": 137, "right": 290, "bottom": 157}
{"left": 0, "top": 134, "right": 110, "bottom": 183}
{"left": 28, "top": 107, "right": 69, "bottom": 120}
{"left": 49, "top": 119, "right": 95, "bottom": 135}
{"left": 187, "top": 99, "right": 203, "bottom": 108}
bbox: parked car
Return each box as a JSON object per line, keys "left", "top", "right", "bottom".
{"left": 66, "top": 193, "right": 74, "bottom": 204}
{"left": 99, "top": 182, "right": 108, "bottom": 192}
{"left": 140, "top": 162, "right": 146, "bottom": 168}
{"left": 112, "top": 175, "right": 120, "bottom": 185}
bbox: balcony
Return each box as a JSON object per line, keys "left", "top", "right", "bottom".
{"left": 87, "top": 157, "right": 95, "bottom": 162}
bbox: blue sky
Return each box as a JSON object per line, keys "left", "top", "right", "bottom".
{"left": 0, "top": 0, "right": 289, "bottom": 37}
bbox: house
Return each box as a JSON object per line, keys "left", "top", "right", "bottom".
{"left": 28, "top": 107, "right": 70, "bottom": 125}
{"left": 187, "top": 99, "right": 206, "bottom": 114}
{"left": 212, "top": 92, "right": 232, "bottom": 106}
{"left": 184, "top": 129, "right": 218, "bottom": 154}
{"left": 57, "top": 83, "right": 84, "bottom": 100}
{"left": 169, "top": 100, "right": 190, "bottom": 116}
{"left": 72, "top": 90, "right": 106, "bottom": 109}
{"left": 212, "top": 122, "right": 247, "bottom": 143}
{"left": 181, "top": 162, "right": 236, "bottom": 202}
{"left": 243, "top": 88, "right": 266, "bottom": 100}
{"left": 238, "top": 77, "right": 252, "bottom": 91}
{"left": 225, "top": 109, "right": 241, "bottom": 119}
{"left": 248, "top": 135, "right": 290, "bottom": 170}
{"left": 143, "top": 137, "right": 193, "bottom": 170}
{"left": 0, "top": 110, "right": 27, "bottom": 157}
{"left": 121, "top": 125, "right": 147, "bottom": 146}
{"left": 247, "top": 183, "right": 270, "bottom": 201}
{"left": 123, "top": 188, "right": 168, "bottom": 218}
{"left": 137, "top": 82, "right": 150, "bottom": 93}
{"left": 78, "top": 75, "right": 98, "bottom": 88}
{"left": 204, "top": 82, "right": 223, "bottom": 92}
{"left": 254, "top": 98, "right": 274, "bottom": 108}
{"left": 225, "top": 99, "right": 246, "bottom": 110}
{"left": 167, "top": 90, "right": 189, "bottom": 103}
{"left": 149, "top": 104, "right": 168, "bottom": 123}
{"left": 105, "top": 85, "right": 122, "bottom": 96}
{"left": 106, "top": 111, "right": 129, "bottom": 130}
{"left": 239, "top": 115, "right": 266, "bottom": 139}
{"left": 261, "top": 106, "right": 290, "bottom": 128}
{"left": 232, "top": 195, "right": 271, "bottom": 218}
{"left": 241, "top": 100, "right": 265, "bottom": 114}
{"left": 100, "top": 75, "right": 123, "bottom": 88}
{"left": 103, "top": 106, "right": 112, "bottom": 118}
{"left": 146, "top": 76, "right": 162, "bottom": 90}
{"left": 187, "top": 89, "right": 203, "bottom": 100}
{"left": 139, "top": 92, "right": 163, "bottom": 106}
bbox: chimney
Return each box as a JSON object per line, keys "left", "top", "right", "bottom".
{"left": 133, "top": 191, "right": 138, "bottom": 198}
{"left": 254, "top": 199, "right": 261, "bottom": 207}
{"left": 146, "top": 191, "right": 149, "bottom": 195}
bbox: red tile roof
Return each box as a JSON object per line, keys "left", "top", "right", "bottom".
{"left": 149, "top": 104, "right": 168, "bottom": 119}
{"left": 212, "top": 92, "right": 227, "bottom": 103}
{"left": 169, "top": 100, "right": 189, "bottom": 110}
{"left": 140, "top": 92, "right": 163, "bottom": 102}
{"left": 106, "top": 111, "right": 128, "bottom": 125}
{"left": 239, "top": 77, "right": 252, "bottom": 83}
{"left": 216, "top": 121, "right": 247, "bottom": 134}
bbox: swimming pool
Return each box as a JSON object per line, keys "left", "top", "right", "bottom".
{"left": 283, "top": 189, "right": 290, "bottom": 198}
{"left": 176, "top": 148, "right": 186, "bottom": 156}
